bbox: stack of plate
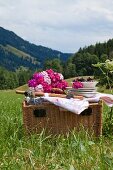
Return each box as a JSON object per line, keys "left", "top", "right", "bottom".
{"left": 72, "top": 87, "right": 97, "bottom": 98}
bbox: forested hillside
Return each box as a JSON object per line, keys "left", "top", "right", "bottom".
{"left": 0, "top": 27, "right": 71, "bottom": 71}
{"left": 64, "top": 39, "right": 113, "bottom": 78}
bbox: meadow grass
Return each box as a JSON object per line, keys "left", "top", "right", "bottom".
{"left": 0, "top": 90, "right": 113, "bottom": 170}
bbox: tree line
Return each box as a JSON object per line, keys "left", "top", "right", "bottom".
{"left": 1, "top": 38, "right": 113, "bottom": 89}
{"left": 0, "top": 67, "right": 33, "bottom": 90}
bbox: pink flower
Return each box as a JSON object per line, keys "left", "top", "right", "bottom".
{"left": 35, "top": 84, "right": 44, "bottom": 92}
{"left": 58, "top": 73, "right": 64, "bottom": 80}
{"left": 46, "top": 69, "right": 54, "bottom": 75}
{"left": 41, "top": 82, "right": 52, "bottom": 92}
{"left": 28, "top": 79, "right": 37, "bottom": 87}
{"left": 54, "top": 73, "right": 60, "bottom": 81}
{"left": 54, "top": 80, "right": 68, "bottom": 90}
{"left": 28, "top": 69, "right": 68, "bottom": 93}
{"left": 72, "top": 81, "right": 83, "bottom": 89}
{"left": 33, "top": 73, "right": 44, "bottom": 84}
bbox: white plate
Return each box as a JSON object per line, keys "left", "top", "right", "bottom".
{"left": 78, "top": 87, "right": 96, "bottom": 90}
{"left": 75, "top": 88, "right": 96, "bottom": 92}
{"left": 74, "top": 91, "right": 98, "bottom": 98}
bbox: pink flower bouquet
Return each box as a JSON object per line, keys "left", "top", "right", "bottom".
{"left": 28, "top": 69, "right": 68, "bottom": 93}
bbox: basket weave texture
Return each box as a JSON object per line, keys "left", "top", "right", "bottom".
{"left": 22, "top": 100, "right": 103, "bottom": 136}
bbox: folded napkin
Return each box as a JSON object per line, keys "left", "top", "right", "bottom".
{"left": 43, "top": 96, "right": 89, "bottom": 114}
{"left": 85, "top": 92, "right": 113, "bottom": 107}
{"left": 44, "top": 92, "right": 113, "bottom": 114}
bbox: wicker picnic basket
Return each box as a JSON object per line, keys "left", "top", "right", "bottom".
{"left": 22, "top": 100, "right": 103, "bottom": 137}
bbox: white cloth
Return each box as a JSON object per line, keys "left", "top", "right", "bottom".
{"left": 44, "top": 93, "right": 49, "bottom": 97}
{"left": 43, "top": 92, "right": 113, "bottom": 114}
{"left": 43, "top": 97, "right": 89, "bottom": 114}
{"left": 27, "top": 92, "right": 113, "bottom": 115}
{"left": 85, "top": 92, "right": 113, "bottom": 107}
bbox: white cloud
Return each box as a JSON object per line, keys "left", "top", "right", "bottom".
{"left": 0, "top": 0, "right": 113, "bottom": 52}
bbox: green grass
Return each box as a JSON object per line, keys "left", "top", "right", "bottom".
{"left": 0, "top": 90, "right": 113, "bottom": 169}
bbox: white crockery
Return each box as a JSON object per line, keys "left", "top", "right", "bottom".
{"left": 74, "top": 91, "right": 97, "bottom": 98}
{"left": 81, "top": 81, "right": 98, "bottom": 88}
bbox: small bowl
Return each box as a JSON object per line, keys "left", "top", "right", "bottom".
{"left": 81, "top": 81, "right": 98, "bottom": 88}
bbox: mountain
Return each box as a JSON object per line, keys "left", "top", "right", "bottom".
{"left": 0, "top": 27, "right": 72, "bottom": 71}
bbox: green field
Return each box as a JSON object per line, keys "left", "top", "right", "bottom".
{"left": 0, "top": 90, "right": 113, "bottom": 170}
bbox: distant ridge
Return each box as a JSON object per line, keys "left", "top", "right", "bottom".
{"left": 0, "top": 27, "right": 72, "bottom": 71}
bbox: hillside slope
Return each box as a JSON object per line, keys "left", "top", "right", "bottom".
{"left": 0, "top": 27, "right": 72, "bottom": 71}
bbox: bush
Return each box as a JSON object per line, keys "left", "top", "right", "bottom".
{"left": 93, "top": 59, "right": 113, "bottom": 89}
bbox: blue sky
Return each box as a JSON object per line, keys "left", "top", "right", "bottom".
{"left": 0, "top": 0, "right": 113, "bottom": 53}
